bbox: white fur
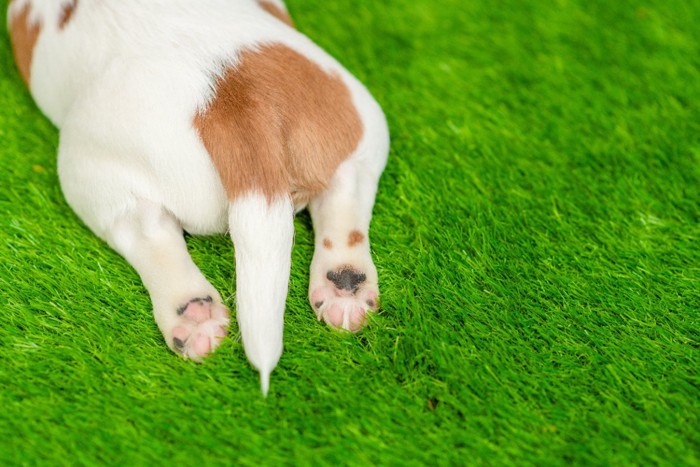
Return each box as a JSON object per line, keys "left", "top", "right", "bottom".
{"left": 11, "top": 0, "right": 389, "bottom": 393}
{"left": 229, "top": 195, "right": 294, "bottom": 395}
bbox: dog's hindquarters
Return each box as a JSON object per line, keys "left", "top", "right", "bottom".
{"left": 12, "top": 0, "right": 389, "bottom": 391}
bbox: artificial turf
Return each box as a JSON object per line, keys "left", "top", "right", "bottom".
{"left": 1, "top": 0, "right": 698, "bottom": 464}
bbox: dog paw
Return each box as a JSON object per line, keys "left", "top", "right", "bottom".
{"left": 170, "top": 296, "right": 229, "bottom": 361}
{"left": 311, "top": 266, "right": 378, "bottom": 332}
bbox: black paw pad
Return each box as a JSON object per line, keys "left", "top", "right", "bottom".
{"left": 173, "top": 337, "right": 185, "bottom": 352}
{"left": 327, "top": 268, "right": 366, "bottom": 292}
{"left": 177, "top": 295, "right": 213, "bottom": 315}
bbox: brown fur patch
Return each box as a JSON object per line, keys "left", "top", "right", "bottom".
{"left": 348, "top": 230, "right": 365, "bottom": 247}
{"left": 258, "top": 1, "right": 295, "bottom": 28}
{"left": 9, "top": 3, "right": 41, "bottom": 87}
{"left": 58, "top": 0, "right": 78, "bottom": 29}
{"left": 323, "top": 238, "right": 333, "bottom": 249}
{"left": 194, "top": 44, "right": 363, "bottom": 204}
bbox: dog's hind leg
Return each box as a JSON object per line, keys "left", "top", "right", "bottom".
{"left": 54, "top": 61, "right": 233, "bottom": 362}
{"left": 58, "top": 136, "right": 230, "bottom": 362}
{"left": 107, "top": 200, "right": 230, "bottom": 361}
{"left": 308, "top": 157, "right": 384, "bottom": 332}
{"left": 228, "top": 194, "right": 294, "bottom": 395}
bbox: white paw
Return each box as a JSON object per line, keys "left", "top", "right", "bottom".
{"left": 169, "top": 296, "right": 229, "bottom": 361}
{"left": 310, "top": 266, "right": 378, "bottom": 332}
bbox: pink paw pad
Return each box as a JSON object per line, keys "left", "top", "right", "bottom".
{"left": 312, "top": 285, "right": 378, "bottom": 332}
{"left": 171, "top": 296, "right": 229, "bottom": 360}
{"left": 178, "top": 296, "right": 213, "bottom": 323}
{"left": 191, "top": 333, "right": 211, "bottom": 355}
{"left": 325, "top": 301, "right": 367, "bottom": 332}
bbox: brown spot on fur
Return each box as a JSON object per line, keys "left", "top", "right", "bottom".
{"left": 58, "top": 0, "right": 78, "bottom": 29}
{"left": 9, "top": 3, "right": 41, "bottom": 87}
{"left": 323, "top": 238, "right": 333, "bottom": 249}
{"left": 348, "top": 230, "right": 365, "bottom": 247}
{"left": 258, "top": 1, "right": 295, "bottom": 28}
{"left": 194, "top": 44, "right": 363, "bottom": 204}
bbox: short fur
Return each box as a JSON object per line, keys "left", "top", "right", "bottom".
{"left": 8, "top": 0, "right": 389, "bottom": 394}
{"left": 194, "top": 43, "right": 363, "bottom": 205}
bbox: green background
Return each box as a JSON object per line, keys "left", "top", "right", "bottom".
{"left": 1, "top": 0, "right": 698, "bottom": 464}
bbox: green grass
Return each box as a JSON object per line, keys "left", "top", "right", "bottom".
{"left": 1, "top": 0, "right": 698, "bottom": 464}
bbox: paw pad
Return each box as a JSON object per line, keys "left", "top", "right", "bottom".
{"left": 170, "top": 296, "right": 229, "bottom": 361}
{"left": 326, "top": 267, "right": 366, "bottom": 292}
{"left": 311, "top": 283, "right": 378, "bottom": 332}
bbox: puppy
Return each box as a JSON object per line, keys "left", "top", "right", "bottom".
{"left": 8, "top": 0, "right": 389, "bottom": 393}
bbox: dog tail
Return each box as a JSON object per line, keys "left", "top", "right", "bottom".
{"left": 229, "top": 194, "right": 294, "bottom": 396}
